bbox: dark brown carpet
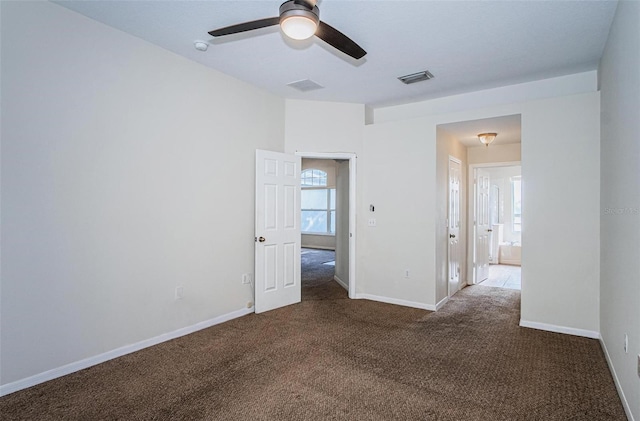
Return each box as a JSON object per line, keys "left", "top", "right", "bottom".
{"left": 301, "top": 248, "right": 343, "bottom": 301}
{"left": 0, "top": 285, "right": 625, "bottom": 420}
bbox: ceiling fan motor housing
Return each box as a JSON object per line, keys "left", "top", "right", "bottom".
{"left": 279, "top": 1, "right": 320, "bottom": 26}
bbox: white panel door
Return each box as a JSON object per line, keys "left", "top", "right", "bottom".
{"left": 255, "top": 150, "right": 301, "bottom": 313}
{"left": 448, "top": 158, "right": 461, "bottom": 297}
{"left": 475, "top": 169, "right": 491, "bottom": 283}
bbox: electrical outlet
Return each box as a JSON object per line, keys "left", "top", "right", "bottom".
{"left": 624, "top": 334, "right": 628, "bottom": 353}
{"left": 404, "top": 269, "right": 410, "bottom": 278}
{"left": 242, "top": 273, "right": 252, "bottom": 284}
{"left": 368, "top": 218, "right": 377, "bottom": 227}
{"left": 247, "top": 301, "right": 253, "bottom": 309}
{"left": 175, "top": 286, "right": 184, "bottom": 300}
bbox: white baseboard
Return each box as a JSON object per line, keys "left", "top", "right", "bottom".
{"left": 355, "top": 293, "right": 435, "bottom": 311}
{"left": 333, "top": 275, "right": 348, "bottom": 291}
{"left": 600, "top": 337, "right": 635, "bottom": 421}
{"left": 301, "top": 245, "right": 335, "bottom": 251}
{"left": 435, "top": 296, "right": 449, "bottom": 310}
{"left": 0, "top": 307, "right": 254, "bottom": 397}
{"left": 519, "top": 319, "right": 600, "bottom": 339}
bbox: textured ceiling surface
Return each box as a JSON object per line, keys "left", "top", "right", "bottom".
{"left": 54, "top": 0, "right": 617, "bottom": 108}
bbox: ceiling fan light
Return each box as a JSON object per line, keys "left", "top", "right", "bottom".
{"left": 280, "top": 15, "right": 318, "bottom": 40}
{"left": 478, "top": 132, "right": 497, "bottom": 146}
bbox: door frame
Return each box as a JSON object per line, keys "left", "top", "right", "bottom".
{"left": 467, "top": 161, "right": 521, "bottom": 284}
{"left": 296, "top": 152, "right": 357, "bottom": 299}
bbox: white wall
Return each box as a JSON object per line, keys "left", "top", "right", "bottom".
{"left": 435, "top": 128, "right": 467, "bottom": 303}
{"left": 1, "top": 1, "right": 285, "bottom": 388}
{"left": 361, "top": 119, "right": 437, "bottom": 308}
{"left": 374, "top": 71, "right": 598, "bottom": 124}
{"left": 364, "top": 88, "right": 601, "bottom": 331}
{"left": 519, "top": 93, "right": 600, "bottom": 335}
{"left": 598, "top": 0, "right": 640, "bottom": 418}
{"left": 284, "top": 99, "right": 363, "bottom": 292}
{"left": 284, "top": 100, "right": 364, "bottom": 156}
{"left": 468, "top": 143, "right": 521, "bottom": 165}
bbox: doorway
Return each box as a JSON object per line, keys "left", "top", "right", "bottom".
{"left": 296, "top": 152, "right": 357, "bottom": 299}
{"left": 435, "top": 113, "right": 522, "bottom": 300}
{"left": 470, "top": 163, "right": 522, "bottom": 289}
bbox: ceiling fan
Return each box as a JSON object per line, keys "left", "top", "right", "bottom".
{"left": 208, "top": 0, "right": 366, "bottom": 60}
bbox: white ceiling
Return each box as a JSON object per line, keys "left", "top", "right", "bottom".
{"left": 438, "top": 114, "right": 521, "bottom": 148}
{"left": 53, "top": 0, "right": 618, "bottom": 108}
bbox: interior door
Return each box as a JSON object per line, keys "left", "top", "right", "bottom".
{"left": 255, "top": 149, "right": 301, "bottom": 313}
{"left": 475, "top": 169, "right": 491, "bottom": 283}
{"left": 448, "top": 158, "right": 461, "bottom": 297}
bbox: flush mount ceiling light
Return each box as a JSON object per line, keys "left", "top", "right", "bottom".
{"left": 478, "top": 133, "right": 498, "bottom": 147}
{"left": 279, "top": 2, "right": 319, "bottom": 40}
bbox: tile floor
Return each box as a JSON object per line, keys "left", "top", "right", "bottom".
{"left": 479, "top": 264, "right": 521, "bottom": 290}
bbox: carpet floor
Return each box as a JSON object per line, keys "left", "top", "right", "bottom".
{"left": 301, "top": 248, "right": 341, "bottom": 301}
{"left": 0, "top": 284, "right": 625, "bottom": 420}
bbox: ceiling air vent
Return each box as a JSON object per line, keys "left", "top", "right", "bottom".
{"left": 287, "top": 79, "right": 324, "bottom": 92}
{"left": 398, "top": 70, "right": 434, "bottom": 85}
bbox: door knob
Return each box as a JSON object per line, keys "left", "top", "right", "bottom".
{"left": 487, "top": 229, "right": 493, "bottom": 232}
{"left": 449, "top": 234, "right": 456, "bottom": 238}
{"left": 258, "top": 237, "right": 266, "bottom": 242}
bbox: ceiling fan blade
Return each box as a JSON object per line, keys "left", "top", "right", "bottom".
{"left": 316, "top": 21, "right": 366, "bottom": 59}
{"left": 208, "top": 17, "right": 280, "bottom": 37}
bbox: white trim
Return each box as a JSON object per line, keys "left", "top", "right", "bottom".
{"left": 435, "top": 296, "right": 449, "bottom": 310}
{"left": 296, "top": 152, "right": 357, "bottom": 299}
{"left": 469, "top": 161, "right": 522, "bottom": 169}
{"left": 296, "top": 152, "right": 357, "bottom": 160}
{"left": 301, "top": 245, "right": 335, "bottom": 251}
{"left": 519, "top": 319, "right": 600, "bottom": 339}
{"left": 333, "top": 275, "right": 348, "bottom": 291}
{"left": 301, "top": 232, "right": 335, "bottom": 237}
{"left": 355, "top": 293, "right": 435, "bottom": 311}
{"left": 600, "top": 337, "right": 635, "bottom": 421}
{"left": 0, "top": 307, "right": 254, "bottom": 397}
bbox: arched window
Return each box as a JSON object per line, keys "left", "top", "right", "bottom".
{"left": 301, "top": 169, "right": 335, "bottom": 234}
{"left": 301, "top": 169, "right": 327, "bottom": 187}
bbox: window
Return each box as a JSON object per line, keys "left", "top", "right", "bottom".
{"left": 512, "top": 177, "right": 522, "bottom": 232}
{"left": 301, "top": 169, "right": 327, "bottom": 187}
{"left": 301, "top": 169, "right": 335, "bottom": 234}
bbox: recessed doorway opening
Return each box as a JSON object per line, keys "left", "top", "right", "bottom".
{"left": 296, "top": 152, "right": 357, "bottom": 300}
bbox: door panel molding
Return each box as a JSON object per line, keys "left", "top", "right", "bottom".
{"left": 255, "top": 149, "right": 301, "bottom": 313}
